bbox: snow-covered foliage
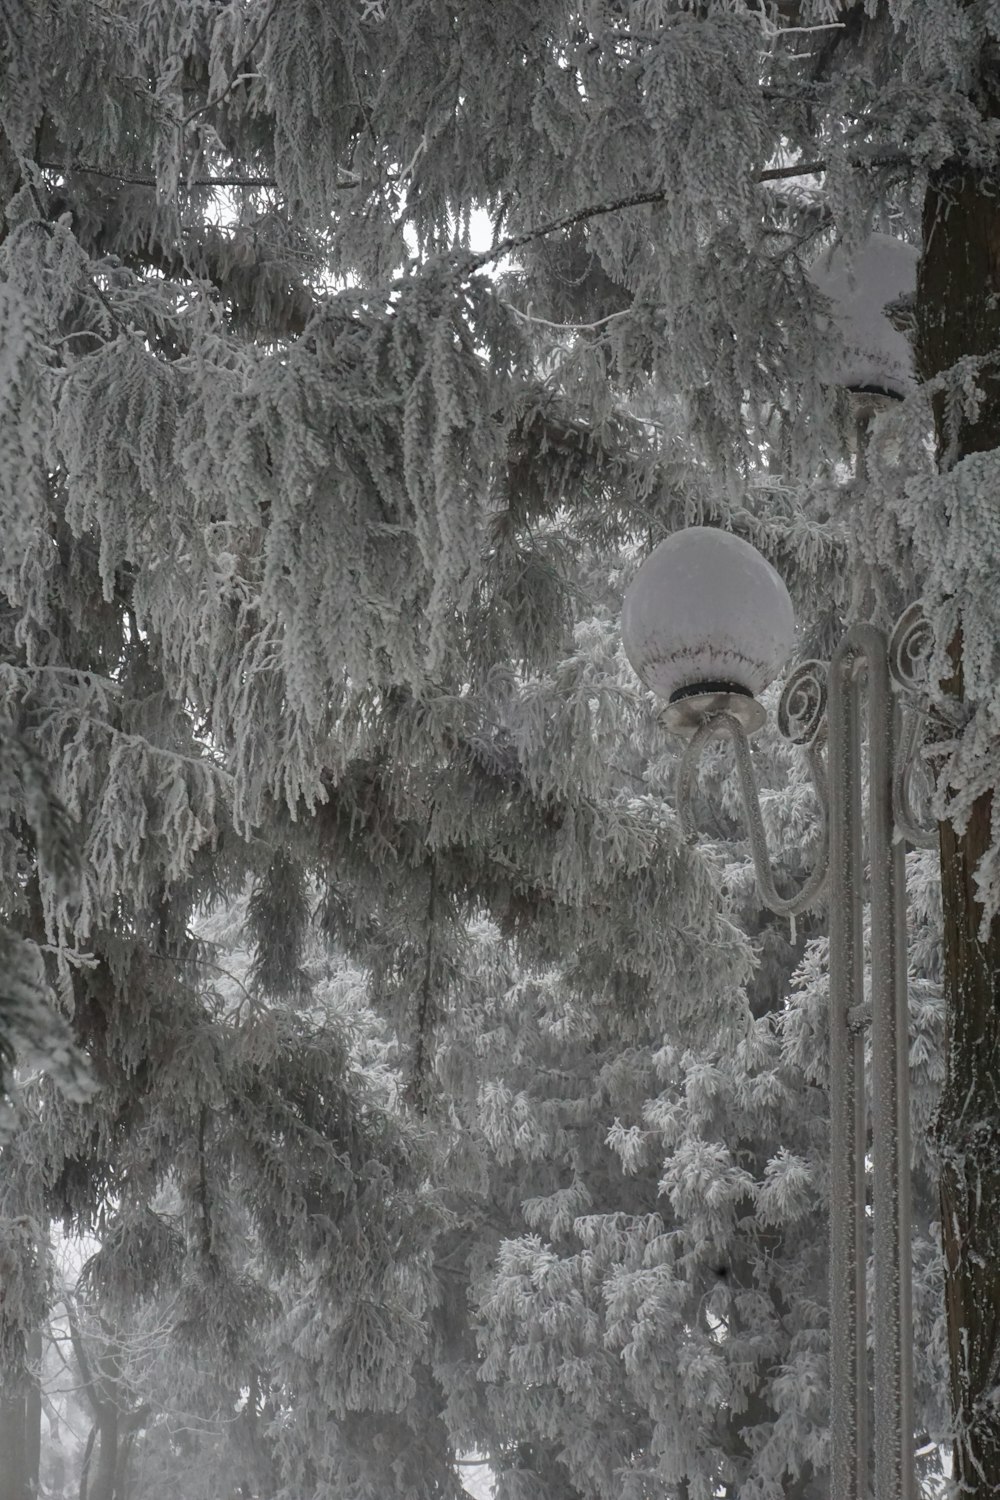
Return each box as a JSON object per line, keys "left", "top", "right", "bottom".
{"left": 2, "top": 0, "right": 995, "bottom": 1496}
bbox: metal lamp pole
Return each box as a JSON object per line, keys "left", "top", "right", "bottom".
{"left": 669, "top": 608, "right": 935, "bottom": 1500}
{"left": 621, "top": 528, "right": 937, "bottom": 1498}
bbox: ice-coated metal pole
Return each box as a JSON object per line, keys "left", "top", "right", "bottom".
{"left": 667, "top": 619, "right": 922, "bottom": 1500}
{"left": 827, "top": 625, "right": 916, "bottom": 1500}
{"left": 828, "top": 640, "right": 868, "bottom": 1500}
{"left": 859, "top": 628, "right": 916, "bottom": 1500}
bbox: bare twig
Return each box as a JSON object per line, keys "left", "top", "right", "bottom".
{"left": 500, "top": 300, "right": 638, "bottom": 335}
{"left": 140, "top": 947, "right": 259, "bottom": 1017}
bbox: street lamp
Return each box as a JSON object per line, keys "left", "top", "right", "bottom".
{"left": 806, "top": 232, "right": 919, "bottom": 403}
{"left": 622, "top": 526, "right": 935, "bottom": 1500}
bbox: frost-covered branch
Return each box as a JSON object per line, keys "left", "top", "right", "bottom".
{"left": 180, "top": 1, "right": 280, "bottom": 129}
{"left": 465, "top": 152, "right": 905, "bottom": 271}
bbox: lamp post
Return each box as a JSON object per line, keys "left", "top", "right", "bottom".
{"left": 621, "top": 527, "right": 935, "bottom": 1500}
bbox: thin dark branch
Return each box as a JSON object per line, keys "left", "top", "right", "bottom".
{"left": 40, "top": 162, "right": 278, "bottom": 190}
{"left": 758, "top": 159, "right": 826, "bottom": 181}
{"left": 464, "top": 190, "right": 677, "bottom": 271}
{"left": 142, "top": 946, "right": 259, "bottom": 1016}
{"left": 464, "top": 151, "right": 911, "bottom": 271}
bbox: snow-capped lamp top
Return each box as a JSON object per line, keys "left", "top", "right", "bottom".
{"left": 807, "top": 232, "right": 918, "bottom": 400}
{"left": 621, "top": 527, "right": 796, "bottom": 735}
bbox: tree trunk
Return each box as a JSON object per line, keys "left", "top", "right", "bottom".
{"left": 0, "top": 1390, "right": 29, "bottom": 1500}
{"left": 79, "top": 1425, "right": 96, "bottom": 1500}
{"left": 88, "top": 1408, "right": 119, "bottom": 1500}
{"left": 916, "top": 155, "right": 1000, "bottom": 1494}
{"left": 0, "top": 1333, "right": 41, "bottom": 1500}
{"left": 24, "top": 1332, "right": 40, "bottom": 1500}
{"left": 113, "top": 1431, "right": 133, "bottom": 1500}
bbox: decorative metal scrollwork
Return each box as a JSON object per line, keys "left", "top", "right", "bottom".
{"left": 888, "top": 602, "right": 933, "bottom": 697}
{"left": 778, "top": 659, "right": 829, "bottom": 746}
{"left": 677, "top": 606, "right": 939, "bottom": 894}
{"left": 892, "top": 706, "right": 938, "bottom": 849}
{"left": 887, "top": 604, "right": 938, "bottom": 847}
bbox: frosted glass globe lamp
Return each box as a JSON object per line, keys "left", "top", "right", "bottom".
{"left": 807, "top": 232, "right": 918, "bottom": 401}
{"left": 620, "top": 526, "right": 796, "bottom": 735}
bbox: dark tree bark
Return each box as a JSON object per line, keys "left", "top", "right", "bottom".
{"left": 89, "top": 1407, "right": 119, "bottom": 1500}
{"left": 79, "top": 1425, "right": 96, "bottom": 1500}
{"left": 66, "top": 1302, "right": 122, "bottom": 1500}
{"left": 916, "top": 125, "right": 1000, "bottom": 1492}
{"left": 24, "top": 1332, "right": 41, "bottom": 1500}
{"left": 0, "top": 1390, "right": 29, "bottom": 1500}
{"left": 0, "top": 1330, "right": 42, "bottom": 1500}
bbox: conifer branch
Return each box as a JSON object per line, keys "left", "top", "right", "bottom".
{"left": 411, "top": 855, "right": 437, "bottom": 1114}
{"left": 465, "top": 154, "right": 907, "bottom": 272}
{"left": 197, "top": 1105, "right": 213, "bottom": 1260}
{"left": 181, "top": 1, "right": 280, "bottom": 130}
{"left": 468, "top": 181, "right": 798, "bottom": 273}
{"left": 464, "top": 191, "right": 684, "bottom": 272}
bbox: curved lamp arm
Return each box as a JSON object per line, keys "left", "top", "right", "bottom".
{"left": 675, "top": 606, "right": 939, "bottom": 908}
{"left": 677, "top": 709, "right": 830, "bottom": 916}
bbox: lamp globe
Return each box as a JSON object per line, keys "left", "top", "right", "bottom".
{"left": 807, "top": 232, "right": 918, "bottom": 402}
{"left": 621, "top": 527, "right": 796, "bottom": 734}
